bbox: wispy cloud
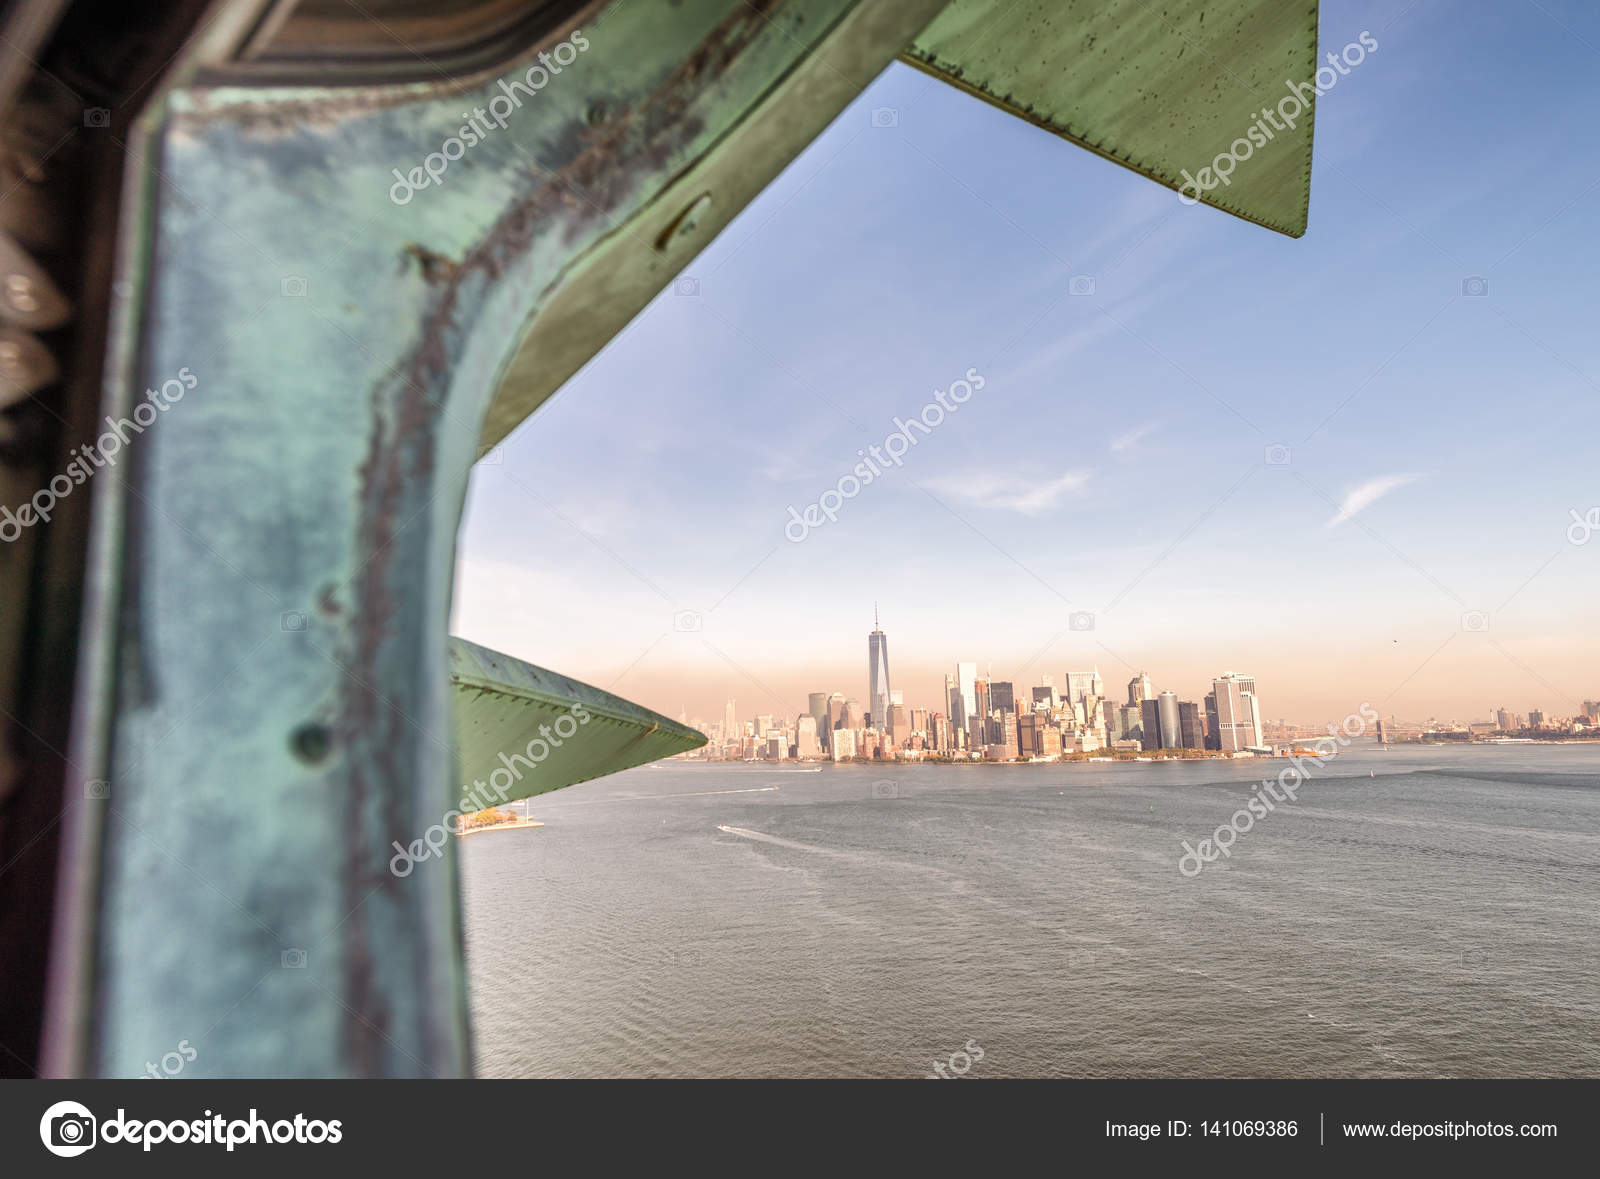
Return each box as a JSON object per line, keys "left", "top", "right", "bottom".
{"left": 1111, "top": 422, "right": 1159, "bottom": 452}
{"left": 935, "top": 470, "right": 1091, "bottom": 515}
{"left": 1326, "top": 473, "right": 1421, "bottom": 527}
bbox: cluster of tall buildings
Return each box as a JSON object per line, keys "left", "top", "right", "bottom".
{"left": 1398, "top": 702, "right": 1600, "bottom": 742}
{"left": 692, "top": 612, "right": 1268, "bottom": 762}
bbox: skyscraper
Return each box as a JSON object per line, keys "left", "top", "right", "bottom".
{"left": 795, "top": 715, "right": 821, "bottom": 758}
{"left": 1067, "top": 670, "right": 1097, "bottom": 705}
{"left": 1157, "top": 691, "right": 1181, "bottom": 752}
{"left": 841, "top": 698, "right": 864, "bottom": 731}
{"left": 1178, "top": 700, "right": 1203, "bottom": 750}
{"left": 954, "top": 662, "right": 977, "bottom": 728}
{"left": 1128, "top": 671, "right": 1154, "bottom": 707}
{"left": 808, "top": 692, "right": 829, "bottom": 731}
{"left": 1141, "top": 698, "right": 1162, "bottom": 750}
{"left": 990, "top": 681, "right": 1015, "bottom": 714}
{"left": 889, "top": 702, "right": 910, "bottom": 745}
{"left": 867, "top": 605, "right": 892, "bottom": 728}
{"left": 1212, "top": 673, "right": 1262, "bottom": 750}
{"left": 723, "top": 699, "right": 737, "bottom": 738}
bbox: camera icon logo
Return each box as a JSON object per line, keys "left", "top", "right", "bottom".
{"left": 84, "top": 108, "right": 110, "bottom": 128}
{"left": 870, "top": 779, "right": 898, "bottom": 799}
{"left": 281, "top": 948, "right": 308, "bottom": 968}
{"left": 1461, "top": 610, "right": 1490, "bottom": 632}
{"left": 84, "top": 779, "right": 110, "bottom": 800}
{"left": 1068, "top": 274, "right": 1096, "bottom": 296}
{"left": 1264, "top": 443, "right": 1292, "bottom": 465}
{"left": 673, "top": 276, "right": 699, "bottom": 297}
{"left": 870, "top": 107, "right": 898, "bottom": 128}
{"left": 673, "top": 610, "right": 703, "bottom": 633}
{"left": 1069, "top": 610, "right": 1096, "bottom": 632}
{"left": 40, "top": 1100, "right": 97, "bottom": 1157}
{"left": 280, "top": 276, "right": 308, "bottom": 297}
{"left": 281, "top": 611, "right": 307, "bottom": 632}
{"left": 1461, "top": 276, "right": 1488, "bottom": 297}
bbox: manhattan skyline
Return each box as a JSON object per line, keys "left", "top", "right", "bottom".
{"left": 452, "top": 0, "right": 1600, "bottom": 727}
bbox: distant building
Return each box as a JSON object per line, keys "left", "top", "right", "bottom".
{"left": 1141, "top": 699, "right": 1162, "bottom": 750}
{"left": 888, "top": 703, "right": 910, "bottom": 745}
{"left": 1528, "top": 709, "right": 1545, "bottom": 728}
{"left": 1178, "top": 700, "right": 1203, "bottom": 750}
{"left": 1018, "top": 712, "right": 1041, "bottom": 757}
{"left": 1495, "top": 708, "right": 1513, "bottom": 731}
{"left": 955, "top": 663, "right": 978, "bottom": 728}
{"left": 1128, "top": 671, "right": 1154, "bottom": 707}
{"left": 830, "top": 728, "right": 857, "bottom": 760}
{"left": 1067, "top": 670, "right": 1097, "bottom": 705}
{"left": 868, "top": 607, "right": 891, "bottom": 728}
{"left": 796, "top": 715, "right": 821, "bottom": 759}
{"left": 841, "top": 698, "right": 864, "bottom": 731}
{"left": 990, "top": 681, "right": 1015, "bottom": 715}
{"left": 1212, "top": 673, "right": 1261, "bottom": 750}
{"left": 1157, "top": 691, "right": 1181, "bottom": 752}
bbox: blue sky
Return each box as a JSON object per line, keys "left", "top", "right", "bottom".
{"left": 453, "top": 0, "right": 1600, "bottom": 728}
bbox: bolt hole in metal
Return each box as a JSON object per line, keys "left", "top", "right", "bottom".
{"left": 655, "top": 192, "right": 712, "bottom": 252}
{"left": 290, "top": 723, "right": 334, "bottom": 766}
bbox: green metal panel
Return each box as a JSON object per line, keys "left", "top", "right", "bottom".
{"left": 903, "top": 0, "right": 1320, "bottom": 236}
{"left": 451, "top": 636, "right": 704, "bottom": 804}
{"left": 40, "top": 0, "right": 941, "bottom": 1081}
{"left": 22, "top": 0, "right": 1320, "bottom": 1080}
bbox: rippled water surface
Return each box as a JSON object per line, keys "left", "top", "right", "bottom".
{"left": 461, "top": 743, "right": 1600, "bottom": 1077}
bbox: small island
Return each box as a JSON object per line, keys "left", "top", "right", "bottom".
{"left": 455, "top": 807, "right": 544, "bottom": 837}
